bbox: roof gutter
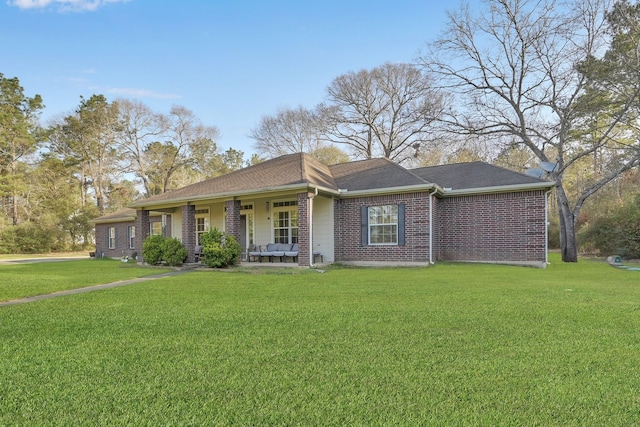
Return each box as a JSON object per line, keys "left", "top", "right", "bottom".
{"left": 441, "top": 181, "right": 555, "bottom": 197}
{"left": 338, "top": 183, "right": 443, "bottom": 198}
{"left": 90, "top": 215, "right": 137, "bottom": 224}
{"left": 130, "top": 183, "right": 340, "bottom": 209}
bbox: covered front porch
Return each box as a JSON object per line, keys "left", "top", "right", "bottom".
{"left": 134, "top": 190, "right": 334, "bottom": 267}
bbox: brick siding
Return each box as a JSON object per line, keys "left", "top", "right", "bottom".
{"left": 95, "top": 214, "right": 170, "bottom": 260}
{"left": 94, "top": 222, "right": 135, "bottom": 258}
{"left": 182, "top": 205, "right": 196, "bottom": 263}
{"left": 437, "top": 190, "right": 547, "bottom": 262}
{"left": 334, "top": 192, "right": 431, "bottom": 263}
{"left": 297, "top": 192, "right": 311, "bottom": 266}
{"left": 225, "top": 200, "right": 242, "bottom": 248}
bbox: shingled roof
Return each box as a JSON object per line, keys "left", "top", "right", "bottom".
{"left": 118, "top": 155, "right": 552, "bottom": 214}
{"left": 329, "top": 158, "right": 428, "bottom": 191}
{"left": 411, "top": 161, "right": 549, "bottom": 191}
{"left": 130, "top": 153, "right": 338, "bottom": 208}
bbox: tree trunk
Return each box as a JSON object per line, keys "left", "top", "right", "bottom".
{"left": 11, "top": 158, "right": 18, "bottom": 226}
{"left": 556, "top": 186, "right": 578, "bottom": 262}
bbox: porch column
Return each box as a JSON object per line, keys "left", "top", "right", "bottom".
{"left": 225, "top": 199, "right": 242, "bottom": 248}
{"left": 297, "top": 192, "right": 312, "bottom": 267}
{"left": 135, "top": 209, "right": 150, "bottom": 262}
{"left": 182, "top": 204, "right": 196, "bottom": 263}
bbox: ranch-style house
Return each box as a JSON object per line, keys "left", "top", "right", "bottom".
{"left": 91, "top": 153, "right": 555, "bottom": 267}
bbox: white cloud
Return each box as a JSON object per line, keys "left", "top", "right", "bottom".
{"left": 7, "top": 0, "right": 131, "bottom": 12}
{"left": 104, "top": 87, "right": 182, "bottom": 100}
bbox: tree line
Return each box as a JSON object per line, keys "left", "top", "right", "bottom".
{"left": 0, "top": 89, "right": 246, "bottom": 252}
{"left": 1, "top": 0, "right": 640, "bottom": 260}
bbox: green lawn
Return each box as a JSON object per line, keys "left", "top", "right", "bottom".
{"left": 0, "top": 259, "right": 170, "bottom": 301}
{"left": 1, "top": 255, "right": 639, "bottom": 425}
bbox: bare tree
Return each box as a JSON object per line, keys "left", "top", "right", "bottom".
{"left": 419, "top": 0, "right": 640, "bottom": 262}
{"left": 321, "top": 62, "right": 445, "bottom": 164}
{"left": 250, "top": 106, "right": 325, "bottom": 157}
{"left": 117, "top": 102, "right": 226, "bottom": 196}
{"left": 116, "top": 98, "right": 167, "bottom": 197}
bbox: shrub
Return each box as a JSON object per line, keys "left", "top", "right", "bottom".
{"left": 579, "top": 193, "right": 640, "bottom": 258}
{"left": 142, "top": 235, "right": 188, "bottom": 266}
{"left": 142, "top": 235, "right": 165, "bottom": 265}
{"left": 200, "top": 228, "right": 241, "bottom": 268}
{"left": 161, "top": 237, "right": 188, "bottom": 266}
{"left": 0, "top": 223, "right": 55, "bottom": 254}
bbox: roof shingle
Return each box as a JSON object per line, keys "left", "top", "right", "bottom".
{"left": 131, "top": 153, "right": 337, "bottom": 207}
{"left": 411, "top": 161, "right": 548, "bottom": 190}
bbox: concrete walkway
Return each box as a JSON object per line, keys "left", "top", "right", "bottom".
{"left": 0, "top": 255, "right": 88, "bottom": 265}
{"left": 0, "top": 270, "right": 189, "bottom": 308}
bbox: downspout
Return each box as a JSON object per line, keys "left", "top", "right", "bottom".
{"left": 545, "top": 188, "right": 552, "bottom": 266}
{"left": 308, "top": 187, "right": 318, "bottom": 266}
{"left": 429, "top": 188, "right": 437, "bottom": 265}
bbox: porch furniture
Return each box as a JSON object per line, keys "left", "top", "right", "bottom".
{"left": 313, "top": 251, "right": 323, "bottom": 263}
{"left": 285, "top": 244, "right": 299, "bottom": 262}
{"left": 248, "top": 243, "right": 298, "bottom": 262}
{"left": 194, "top": 245, "right": 203, "bottom": 263}
{"left": 247, "top": 244, "right": 260, "bottom": 262}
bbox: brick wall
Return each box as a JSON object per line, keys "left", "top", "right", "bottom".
{"left": 297, "top": 192, "right": 311, "bottom": 266}
{"left": 182, "top": 205, "right": 196, "bottom": 263}
{"left": 135, "top": 210, "right": 150, "bottom": 261}
{"left": 95, "top": 214, "right": 170, "bottom": 260}
{"left": 225, "top": 200, "right": 242, "bottom": 248}
{"left": 437, "top": 190, "right": 547, "bottom": 262}
{"left": 95, "top": 221, "right": 136, "bottom": 259}
{"left": 334, "top": 192, "right": 431, "bottom": 263}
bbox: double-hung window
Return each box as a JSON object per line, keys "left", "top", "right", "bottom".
{"left": 127, "top": 226, "right": 135, "bottom": 249}
{"left": 108, "top": 227, "right": 116, "bottom": 249}
{"left": 149, "top": 221, "right": 162, "bottom": 236}
{"left": 195, "top": 209, "right": 210, "bottom": 245}
{"left": 369, "top": 205, "right": 398, "bottom": 245}
{"left": 361, "top": 204, "right": 405, "bottom": 246}
{"left": 272, "top": 201, "right": 298, "bottom": 244}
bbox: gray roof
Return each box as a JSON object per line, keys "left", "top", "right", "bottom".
{"left": 411, "top": 161, "right": 549, "bottom": 190}
{"left": 130, "top": 153, "right": 338, "bottom": 208}
{"left": 329, "top": 158, "right": 429, "bottom": 191}
{"left": 98, "top": 155, "right": 552, "bottom": 221}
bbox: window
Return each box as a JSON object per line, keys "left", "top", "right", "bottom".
{"left": 149, "top": 221, "right": 163, "bottom": 236}
{"left": 127, "top": 226, "right": 135, "bottom": 249}
{"left": 361, "top": 204, "right": 405, "bottom": 246}
{"left": 108, "top": 227, "right": 116, "bottom": 249}
{"left": 273, "top": 202, "right": 298, "bottom": 244}
{"left": 369, "top": 205, "right": 398, "bottom": 244}
{"left": 196, "top": 217, "right": 209, "bottom": 245}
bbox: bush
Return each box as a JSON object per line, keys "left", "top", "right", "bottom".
{"left": 0, "top": 223, "right": 55, "bottom": 254}
{"left": 579, "top": 193, "right": 640, "bottom": 258}
{"left": 142, "top": 235, "right": 165, "bottom": 265}
{"left": 161, "top": 237, "right": 188, "bottom": 266}
{"left": 142, "top": 235, "right": 188, "bottom": 266}
{"left": 200, "top": 228, "right": 241, "bottom": 268}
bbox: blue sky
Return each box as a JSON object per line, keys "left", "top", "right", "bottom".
{"left": 1, "top": 0, "right": 456, "bottom": 157}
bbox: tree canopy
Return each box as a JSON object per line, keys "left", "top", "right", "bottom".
{"left": 419, "top": 0, "right": 640, "bottom": 262}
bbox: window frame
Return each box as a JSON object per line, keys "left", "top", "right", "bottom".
{"left": 272, "top": 200, "right": 299, "bottom": 245}
{"left": 108, "top": 227, "right": 116, "bottom": 249}
{"left": 127, "top": 225, "right": 135, "bottom": 249}
{"left": 368, "top": 205, "right": 399, "bottom": 245}
{"left": 361, "top": 203, "right": 405, "bottom": 247}
{"left": 149, "top": 221, "right": 163, "bottom": 236}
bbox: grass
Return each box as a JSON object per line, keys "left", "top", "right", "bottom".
{"left": 0, "top": 259, "right": 171, "bottom": 301}
{"left": 1, "top": 254, "right": 639, "bottom": 425}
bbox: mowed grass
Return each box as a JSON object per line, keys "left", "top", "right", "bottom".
{"left": 0, "top": 259, "right": 171, "bottom": 301}
{"left": 1, "top": 255, "right": 639, "bottom": 425}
